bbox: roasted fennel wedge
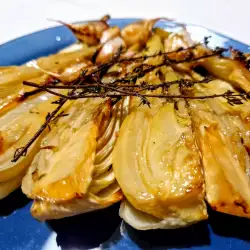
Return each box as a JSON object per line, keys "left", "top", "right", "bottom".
{"left": 0, "top": 47, "right": 95, "bottom": 115}
{"left": 112, "top": 33, "right": 207, "bottom": 230}
{"left": 113, "top": 100, "right": 207, "bottom": 230}
{"left": 22, "top": 98, "right": 110, "bottom": 201}
{"left": 187, "top": 78, "right": 250, "bottom": 218}
{"left": 22, "top": 98, "right": 124, "bottom": 220}
{"left": 0, "top": 94, "right": 59, "bottom": 198}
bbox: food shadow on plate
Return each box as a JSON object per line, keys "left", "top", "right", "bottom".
{"left": 102, "top": 220, "right": 210, "bottom": 249}
{"left": 49, "top": 203, "right": 210, "bottom": 250}
{"left": 47, "top": 205, "right": 250, "bottom": 249}
{"left": 47, "top": 203, "right": 122, "bottom": 249}
{"left": 0, "top": 188, "right": 30, "bottom": 216}
{"left": 48, "top": 204, "right": 210, "bottom": 250}
{"left": 208, "top": 208, "right": 250, "bottom": 242}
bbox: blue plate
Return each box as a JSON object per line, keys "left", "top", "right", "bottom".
{"left": 0, "top": 18, "right": 250, "bottom": 250}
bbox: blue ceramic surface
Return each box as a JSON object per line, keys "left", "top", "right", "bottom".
{"left": 0, "top": 18, "right": 250, "bottom": 250}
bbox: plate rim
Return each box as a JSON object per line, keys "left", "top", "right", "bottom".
{"left": 1, "top": 17, "right": 249, "bottom": 49}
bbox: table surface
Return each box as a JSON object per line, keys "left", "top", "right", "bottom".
{"left": 1, "top": 0, "right": 250, "bottom": 46}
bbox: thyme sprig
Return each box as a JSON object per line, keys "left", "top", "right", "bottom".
{"left": 10, "top": 43, "right": 237, "bottom": 162}
{"left": 23, "top": 78, "right": 249, "bottom": 104}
